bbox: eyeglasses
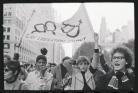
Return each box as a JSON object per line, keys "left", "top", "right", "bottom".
{"left": 112, "top": 56, "right": 125, "bottom": 60}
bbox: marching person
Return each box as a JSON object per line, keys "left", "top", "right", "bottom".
{"left": 12, "top": 53, "right": 28, "bottom": 82}
{"left": 51, "top": 56, "right": 73, "bottom": 90}
{"left": 95, "top": 46, "right": 135, "bottom": 90}
{"left": 4, "top": 60, "right": 28, "bottom": 90}
{"left": 70, "top": 56, "right": 96, "bottom": 90}
{"left": 25, "top": 48, "right": 53, "bottom": 90}
{"left": 69, "top": 35, "right": 100, "bottom": 90}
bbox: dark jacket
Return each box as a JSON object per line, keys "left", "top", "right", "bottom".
{"left": 96, "top": 70, "right": 135, "bottom": 90}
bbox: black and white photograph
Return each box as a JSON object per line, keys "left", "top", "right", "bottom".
{"left": 3, "top": 2, "right": 135, "bottom": 91}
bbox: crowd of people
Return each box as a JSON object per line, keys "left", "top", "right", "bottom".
{"left": 4, "top": 39, "right": 135, "bottom": 91}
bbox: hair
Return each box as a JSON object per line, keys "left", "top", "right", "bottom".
{"left": 111, "top": 46, "right": 133, "bottom": 68}
{"left": 4, "top": 55, "right": 11, "bottom": 61}
{"left": 76, "top": 56, "right": 90, "bottom": 65}
{"left": 36, "top": 55, "right": 47, "bottom": 63}
{"left": 13, "top": 53, "right": 19, "bottom": 61}
{"left": 5, "top": 60, "right": 21, "bottom": 76}
{"left": 62, "top": 56, "right": 71, "bottom": 63}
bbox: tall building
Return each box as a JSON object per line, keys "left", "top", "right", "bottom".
{"left": 113, "top": 21, "right": 134, "bottom": 44}
{"left": 99, "top": 17, "right": 110, "bottom": 44}
{"left": 3, "top": 4, "right": 39, "bottom": 64}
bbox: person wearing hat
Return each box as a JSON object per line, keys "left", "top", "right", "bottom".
{"left": 25, "top": 54, "right": 53, "bottom": 90}
{"left": 4, "top": 60, "right": 28, "bottom": 90}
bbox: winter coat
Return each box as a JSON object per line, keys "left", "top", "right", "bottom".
{"left": 70, "top": 69, "right": 96, "bottom": 90}
{"left": 51, "top": 62, "right": 73, "bottom": 90}
{"left": 96, "top": 70, "right": 135, "bottom": 90}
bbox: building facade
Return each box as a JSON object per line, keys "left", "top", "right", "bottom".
{"left": 113, "top": 21, "right": 134, "bottom": 44}
{"left": 3, "top": 4, "right": 40, "bottom": 64}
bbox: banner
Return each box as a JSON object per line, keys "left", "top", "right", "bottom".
{"left": 24, "top": 4, "right": 94, "bottom": 43}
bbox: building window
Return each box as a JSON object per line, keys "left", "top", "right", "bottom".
{"left": 3, "top": 27, "right": 6, "bottom": 32}
{"left": 3, "top": 12, "right": 7, "bottom": 16}
{"left": 8, "top": 12, "right": 12, "bottom": 16}
{"left": 7, "top": 35, "right": 10, "bottom": 40}
{"left": 7, "top": 27, "right": 10, "bottom": 32}
{"left": 3, "top": 35, "right": 5, "bottom": 40}
{"left": 8, "top": 20, "right": 11, "bottom": 24}
{"left": 4, "top": 43, "right": 10, "bottom": 49}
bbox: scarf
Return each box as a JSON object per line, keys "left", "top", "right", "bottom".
{"left": 108, "top": 71, "right": 129, "bottom": 90}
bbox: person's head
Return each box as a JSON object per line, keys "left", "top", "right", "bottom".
{"left": 50, "top": 63, "right": 56, "bottom": 67}
{"left": 4, "top": 60, "right": 21, "bottom": 83}
{"left": 13, "top": 53, "right": 19, "bottom": 61}
{"left": 111, "top": 46, "right": 133, "bottom": 72}
{"left": 76, "top": 56, "right": 90, "bottom": 72}
{"left": 36, "top": 55, "right": 47, "bottom": 71}
{"left": 4, "top": 55, "right": 11, "bottom": 64}
{"left": 47, "top": 63, "right": 56, "bottom": 72}
{"left": 62, "top": 56, "right": 71, "bottom": 63}
{"left": 70, "top": 59, "right": 76, "bottom": 66}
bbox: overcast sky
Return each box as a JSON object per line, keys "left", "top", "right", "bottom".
{"left": 52, "top": 3, "right": 134, "bottom": 33}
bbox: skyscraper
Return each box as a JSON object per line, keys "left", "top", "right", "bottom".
{"left": 99, "top": 17, "right": 110, "bottom": 44}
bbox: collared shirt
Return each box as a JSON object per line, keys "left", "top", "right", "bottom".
{"left": 25, "top": 70, "right": 53, "bottom": 90}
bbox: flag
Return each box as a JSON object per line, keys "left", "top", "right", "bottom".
{"left": 24, "top": 3, "right": 94, "bottom": 43}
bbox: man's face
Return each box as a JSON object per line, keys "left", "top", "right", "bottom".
{"left": 78, "top": 61, "right": 89, "bottom": 72}
{"left": 4, "top": 66, "right": 14, "bottom": 81}
{"left": 112, "top": 52, "right": 126, "bottom": 71}
{"left": 36, "top": 59, "right": 47, "bottom": 71}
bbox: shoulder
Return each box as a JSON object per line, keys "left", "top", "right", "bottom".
{"left": 72, "top": 67, "right": 80, "bottom": 75}
{"left": 20, "top": 82, "right": 29, "bottom": 90}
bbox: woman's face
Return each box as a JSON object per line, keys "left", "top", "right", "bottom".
{"left": 36, "top": 59, "right": 47, "bottom": 71}
{"left": 4, "top": 66, "right": 14, "bottom": 80}
{"left": 112, "top": 52, "right": 127, "bottom": 72}
{"left": 78, "top": 61, "right": 89, "bottom": 72}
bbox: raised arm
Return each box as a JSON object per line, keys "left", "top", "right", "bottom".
{"left": 90, "top": 34, "right": 100, "bottom": 69}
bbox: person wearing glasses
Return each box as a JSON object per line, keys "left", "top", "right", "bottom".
{"left": 96, "top": 46, "right": 135, "bottom": 90}
{"left": 25, "top": 54, "right": 53, "bottom": 90}
{"left": 4, "top": 60, "right": 28, "bottom": 90}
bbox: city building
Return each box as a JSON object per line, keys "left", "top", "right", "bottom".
{"left": 99, "top": 17, "right": 110, "bottom": 44}
{"left": 113, "top": 21, "right": 134, "bottom": 44}
{"left": 3, "top": 4, "right": 56, "bottom": 64}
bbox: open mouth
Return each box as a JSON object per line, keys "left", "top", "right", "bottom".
{"left": 115, "top": 63, "right": 120, "bottom": 66}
